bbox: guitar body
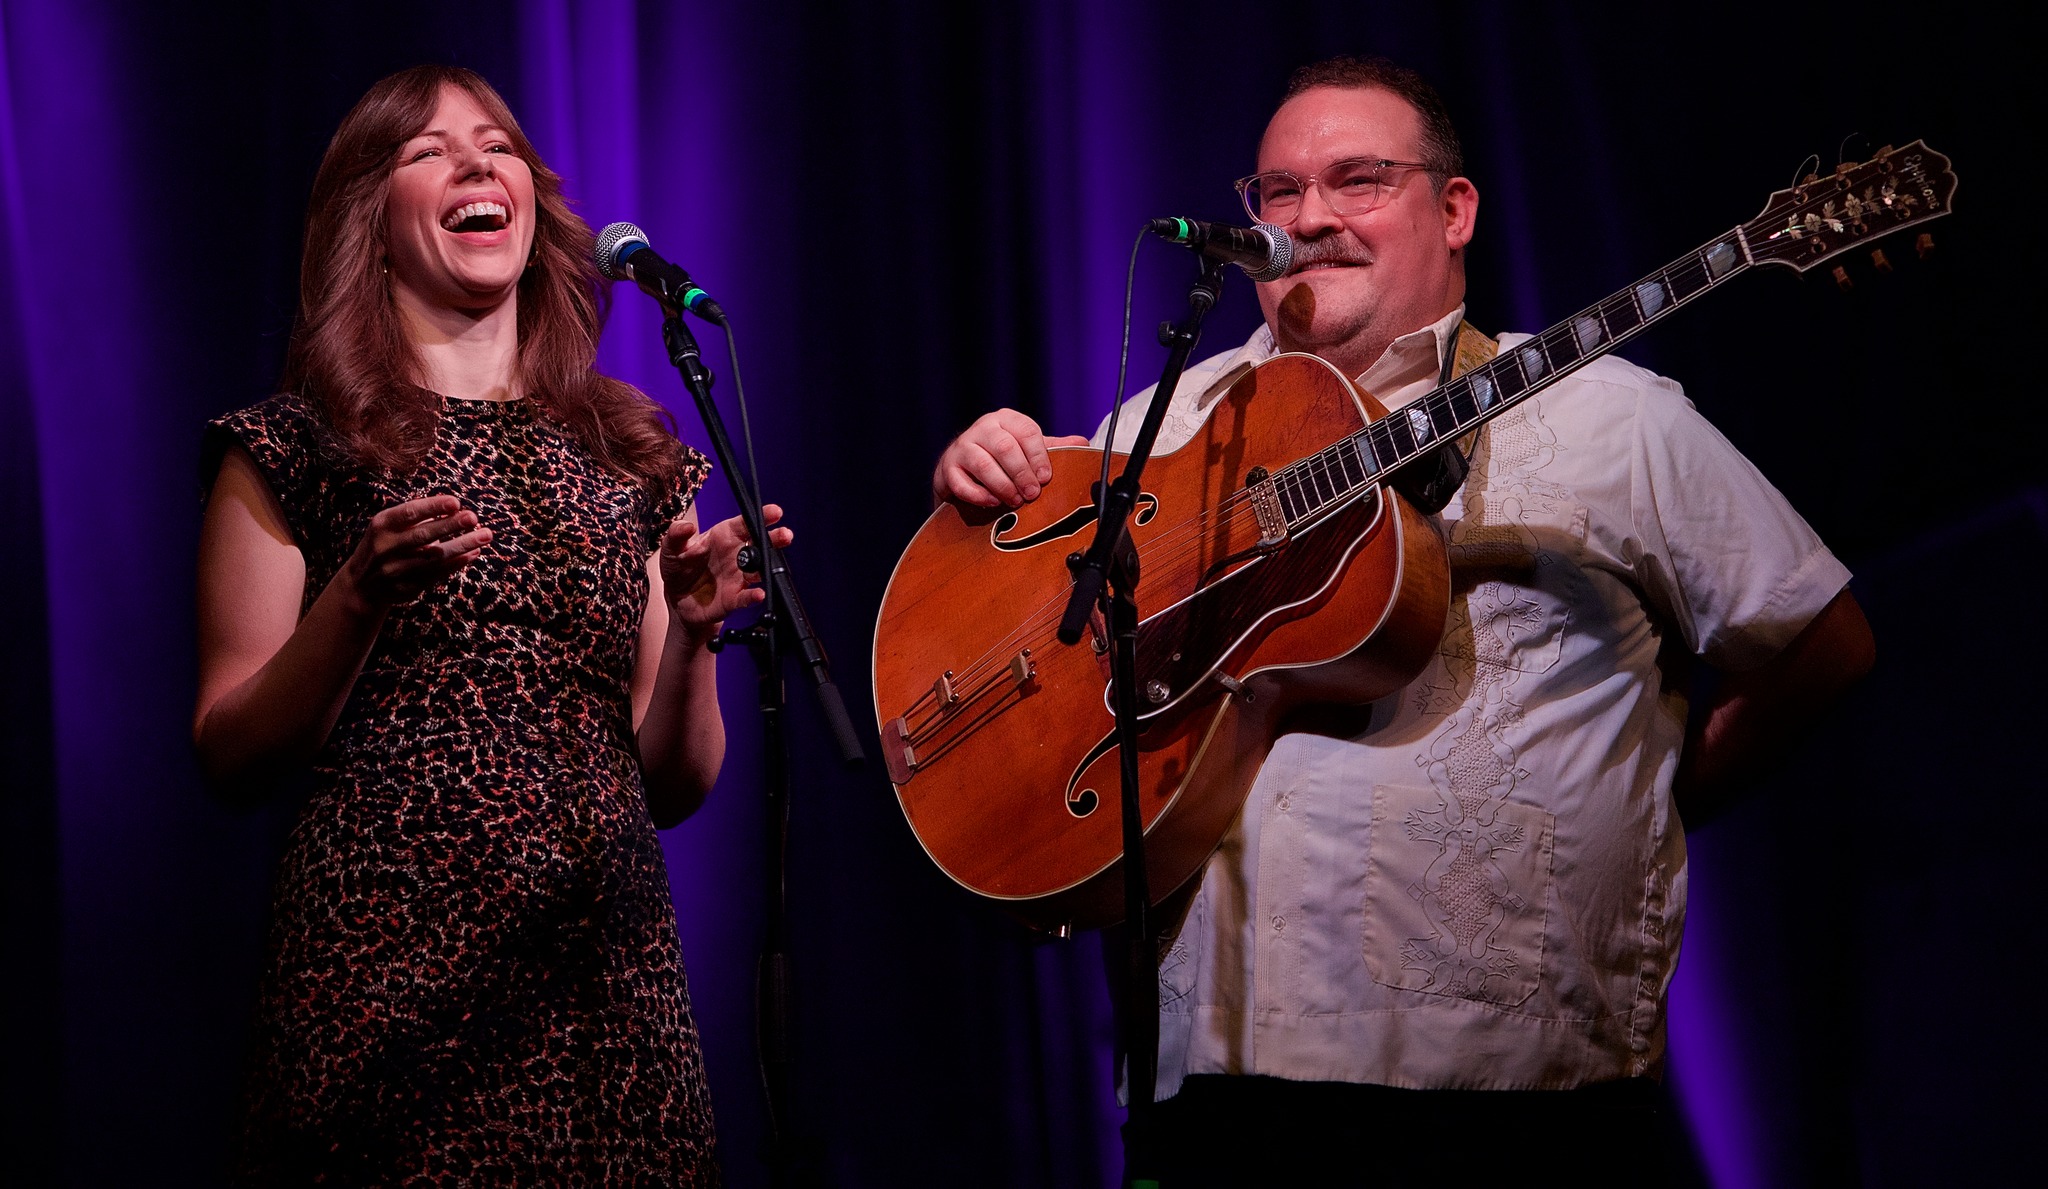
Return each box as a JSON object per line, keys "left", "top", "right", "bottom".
{"left": 873, "top": 354, "right": 1451, "bottom": 932}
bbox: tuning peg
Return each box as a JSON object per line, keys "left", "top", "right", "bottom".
{"left": 1870, "top": 249, "right": 1893, "bottom": 273}
{"left": 1832, "top": 265, "right": 1853, "bottom": 292}
{"left": 1916, "top": 233, "right": 1936, "bottom": 260}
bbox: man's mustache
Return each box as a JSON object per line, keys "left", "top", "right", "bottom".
{"left": 1283, "top": 236, "right": 1373, "bottom": 275}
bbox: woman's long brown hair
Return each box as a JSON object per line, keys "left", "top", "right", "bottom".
{"left": 280, "top": 64, "right": 682, "bottom": 496}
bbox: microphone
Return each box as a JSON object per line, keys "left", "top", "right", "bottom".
{"left": 594, "top": 221, "right": 727, "bottom": 326}
{"left": 1147, "top": 217, "right": 1293, "bottom": 283}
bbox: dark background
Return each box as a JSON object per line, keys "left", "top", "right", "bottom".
{"left": 3, "top": 2, "right": 2034, "bottom": 1185}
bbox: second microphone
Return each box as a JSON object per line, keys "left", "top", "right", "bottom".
{"left": 595, "top": 221, "right": 727, "bottom": 326}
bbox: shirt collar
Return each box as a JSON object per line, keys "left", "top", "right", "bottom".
{"left": 1200, "top": 306, "right": 1468, "bottom": 411}
{"left": 1354, "top": 305, "right": 1468, "bottom": 410}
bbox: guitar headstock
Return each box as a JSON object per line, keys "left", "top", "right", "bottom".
{"left": 1743, "top": 140, "right": 1956, "bottom": 273}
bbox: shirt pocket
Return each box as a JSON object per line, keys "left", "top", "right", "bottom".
{"left": 1361, "top": 782, "right": 1555, "bottom": 1009}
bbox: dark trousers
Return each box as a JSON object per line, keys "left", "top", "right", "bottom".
{"left": 1136, "top": 1074, "right": 1678, "bottom": 1188}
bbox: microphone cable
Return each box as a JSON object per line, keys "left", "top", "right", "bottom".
{"left": 716, "top": 317, "right": 769, "bottom": 578}
{"left": 1096, "top": 224, "right": 1149, "bottom": 504}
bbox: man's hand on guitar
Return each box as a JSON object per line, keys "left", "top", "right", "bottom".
{"left": 932, "top": 409, "right": 1089, "bottom": 509}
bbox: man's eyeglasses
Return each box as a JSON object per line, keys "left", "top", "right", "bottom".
{"left": 1236, "top": 158, "right": 1437, "bottom": 225}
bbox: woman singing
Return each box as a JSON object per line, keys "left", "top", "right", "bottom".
{"left": 194, "top": 64, "right": 778, "bottom": 1185}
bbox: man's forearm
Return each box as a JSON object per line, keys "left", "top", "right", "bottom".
{"left": 1675, "top": 588, "right": 1875, "bottom": 824}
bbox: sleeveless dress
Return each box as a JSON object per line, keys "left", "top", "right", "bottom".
{"left": 206, "top": 393, "right": 720, "bottom": 1186}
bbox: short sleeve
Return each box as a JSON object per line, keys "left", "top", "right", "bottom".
{"left": 1626, "top": 381, "right": 1852, "bottom": 671}
{"left": 642, "top": 440, "right": 712, "bottom": 553}
{"left": 201, "top": 393, "right": 326, "bottom": 547}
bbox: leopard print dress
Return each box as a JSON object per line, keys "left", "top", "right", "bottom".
{"left": 207, "top": 392, "right": 720, "bottom": 1186}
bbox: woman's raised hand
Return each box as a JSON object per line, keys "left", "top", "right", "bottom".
{"left": 659, "top": 504, "right": 793, "bottom": 643}
{"left": 341, "top": 495, "right": 492, "bottom": 611}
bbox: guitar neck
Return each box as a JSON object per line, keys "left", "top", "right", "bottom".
{"left": 1265, "top": 229, "right": 1752, "bottom": 526}
{"left": 1263, "top": 138, "right": 1956, "bottom": 527}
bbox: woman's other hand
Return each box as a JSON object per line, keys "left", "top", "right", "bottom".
{"left": 340, "top": 496, "right": 492, "bottom": 612}
{"left": 657, "top": 503, "right": 793, "bottom": 644}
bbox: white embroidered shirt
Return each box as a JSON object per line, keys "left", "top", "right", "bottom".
{"left": 1091, "top": 308, "right": 1851, "bottom": 1094}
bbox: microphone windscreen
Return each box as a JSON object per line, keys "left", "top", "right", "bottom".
{"left": 594, "top": 221, "right": 651, "bottom": 280}
{"left": 1246, "top": 223, "right": 1294, "bottom": 283}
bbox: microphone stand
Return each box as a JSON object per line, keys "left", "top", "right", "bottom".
{"left": 1056, "top": 256, "right": 1227, "bottom": 1189}
{"left": 656, "top": 306, "right": 865, "bottom": 1189}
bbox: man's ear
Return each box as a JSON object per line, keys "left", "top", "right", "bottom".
{"left": 1441, "top": 177, "right": 1478, "bottom": 252}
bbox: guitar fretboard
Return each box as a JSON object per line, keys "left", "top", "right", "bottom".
{"left": 1267, "top": 231, "right": 1750, "bottom": 526}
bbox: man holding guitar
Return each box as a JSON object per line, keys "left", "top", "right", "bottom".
{"left": 932, "top": 56, "right": 1874, "bottom": 1184}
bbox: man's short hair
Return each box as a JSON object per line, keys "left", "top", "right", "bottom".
{"left": 1280, "top": 56, "right": 1464, "bottom": 187}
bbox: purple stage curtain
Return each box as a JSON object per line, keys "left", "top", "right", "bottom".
{"left": 2, "top": 2, "right": 2037, "bottom": 1185}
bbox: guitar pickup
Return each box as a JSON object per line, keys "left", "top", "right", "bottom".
{"left": 932, "top": 670, "right": 959, "bottom": 709}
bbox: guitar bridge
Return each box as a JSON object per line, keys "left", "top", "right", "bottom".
{"left": 1247, "top": 469, "right": 1289, "bottom": 548}
{"left": 882, "top": 649, "right": 1039, "bottom": 787}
